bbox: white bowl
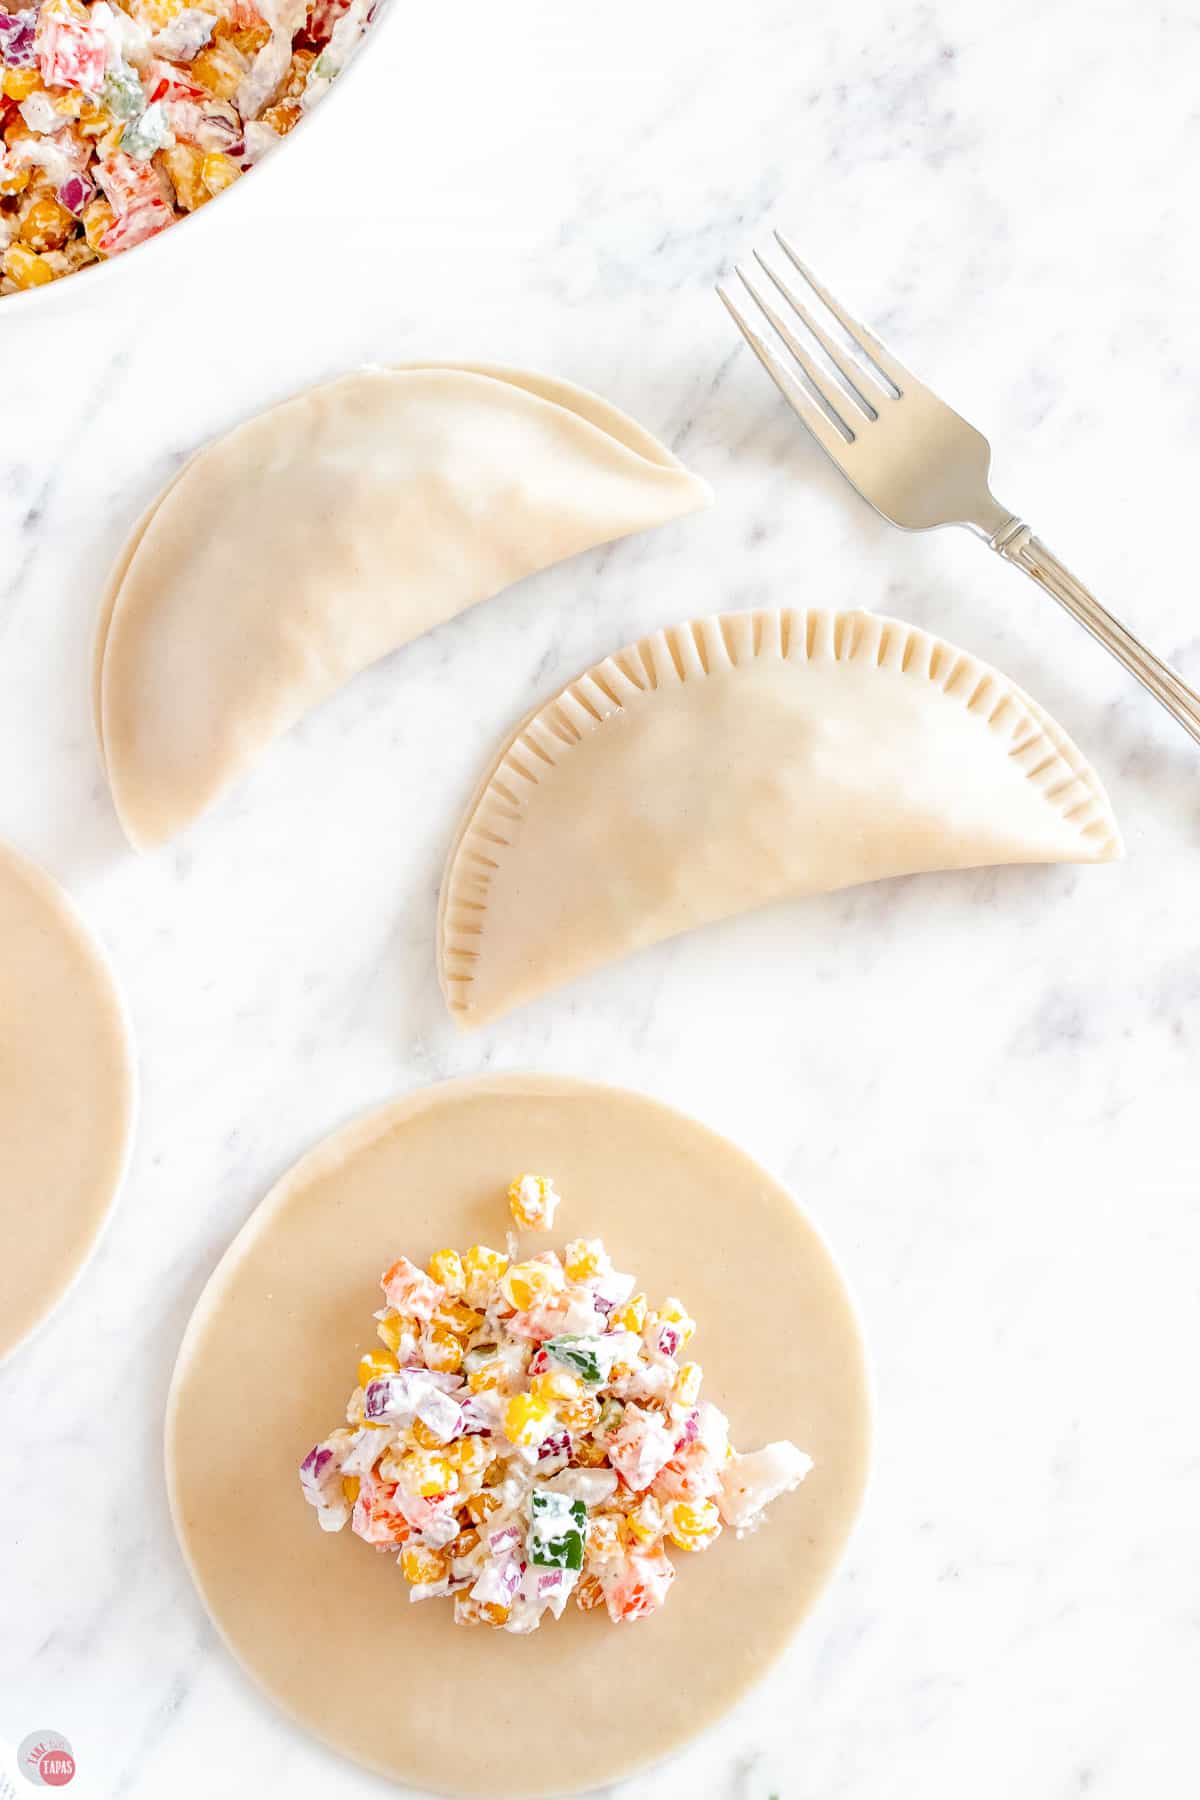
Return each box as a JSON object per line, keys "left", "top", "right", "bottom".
{"left": 0, "top": 0, "right": 399, "bottom": 320}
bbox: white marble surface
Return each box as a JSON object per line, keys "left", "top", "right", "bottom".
{"left": 3, "top": 0, "right": 1200, "bottom": 1793}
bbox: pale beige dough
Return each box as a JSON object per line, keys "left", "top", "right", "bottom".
{"left": 95, "top": 364, "right": 711, "bottom": 847}
{"left": 0, "top": 843, "right": 135, "bottom": 1362}
{"left": 440, "top": 608, "right": 1122, "bottom": 1027}
{"left": 166, "top": 1074, "right": 870, "bottom": 1798}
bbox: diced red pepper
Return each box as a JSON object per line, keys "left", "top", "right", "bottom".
{"left": 97, "top": 195, "right": 174, "bottom": 257}
{"left": 37, "top": 6, "right": 107, "bottom": 94}
{"left": 144, "top": 57, "right": 206, "bottom": 106}
{"left": 96, "top": 150, "right": 168, "bottom": 213}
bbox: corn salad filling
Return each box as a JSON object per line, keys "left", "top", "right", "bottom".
{"left": 0, "top": 0, "right": 375, "bottom": 293}
{"left": 299, "top": 1173, "right": 813, "bottom": 1633}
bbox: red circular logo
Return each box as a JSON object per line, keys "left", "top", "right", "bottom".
{"left": 15, "top": 1732, "right": 76, "bottom": 1788}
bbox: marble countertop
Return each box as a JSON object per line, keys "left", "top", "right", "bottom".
{"left": 3, "top": 0, "right": 1199, "bottom": 1794}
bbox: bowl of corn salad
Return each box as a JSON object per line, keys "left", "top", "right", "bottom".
{"left": 0, "top": 0, "right": 383, "bottom": 300}
{"left": 300, "top": 1172, "right": 814, "bottom": 1635}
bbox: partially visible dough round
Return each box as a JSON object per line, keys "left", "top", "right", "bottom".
{"left": 0, "top": 843, "right": 136, "bottom": 1362}
{"left": 166, "top": 1074, "right": 870, "bottom": 1798}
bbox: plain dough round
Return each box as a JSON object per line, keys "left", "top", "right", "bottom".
{"left": 166, "top": 1073, "right": 871, "bottom": 1797}
{"left": 0, "top": 842, "right": 136, "bottom": 1362}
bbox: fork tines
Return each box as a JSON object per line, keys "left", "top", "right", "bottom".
{"left": 717, "top": 232, "right": 903, "bottom": 453}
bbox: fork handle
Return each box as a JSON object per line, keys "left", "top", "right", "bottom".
{"left": 990, "top": 519, "right": 1200, "bottom": 747}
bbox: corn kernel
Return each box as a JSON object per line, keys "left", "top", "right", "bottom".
{"left": 503, "top": 1392, "right": 553, "bottom": 1447}
{"left": 341, "top": 1475, "right": 360, "bottom": 1504}
{"left": 673, "top": 1361, "right": 703, "bottom": 1406}
{"left": 403, "top": 1449, "right": 456, "bottom": 1497}
{"left": 0, "top": 161, "right": 31, "bottom": 198}
{"left": 2, "top": 242, "right": 54, "bottom": 288}
{"left": 434, "top": 1298, "right": 485, "bottom": 1339}
{"left": 376, "top": 1311, "right": 419, "bottom": 1357}
{"left": 213, "top": 14, "right": 271, "bottom": 52}
{"left": 467, "top": 1356, "right": 508, "bottom": 1395}
{"left": 260, "top": 99, "right": 300, "bottom": 135}
{"left": 200, "top": 151, "right": 240, "bottom": 197}
{"left": 95, "top": 119, "right": 124, "bottom": 161}
{"left": 423, "top": 1324, "right": 463, "bottom": 1374}
{"left": 449, "top": 1525, "right": 480, "bottom": 1559}
{"left": 627, "top": 1495, "right": 664, "bottom": 1545}
{"left": 75, "top": 98, "right": 106, "bottom": 132}
{"left": 357, "top": 1347, "right": 399, "bottom": 1389}
{"left": 410, "top": 1418, "right": 444, "bottom": 1451}
{"left": 190, "top": 46, "right": 244, "bottom": 101}
{"left": 575, "top": 1573, "right": 606, "bottom": 1611}
{"left": 464, "top": 1489, "right": 502, "bottom": 1524}
{"left": 400, "top": 1544, "right": 448, "bottom": 1585}
{"left": 571, "top": 1435, "right": 608, "bottom": 1468}
{"left": 19, "top": 194, "right": 73, "bottom": 253}
{"left": 530, "top": 1369, "right": 581, "bottom": 1405}
{"left": 134, "top": 0, "right": 185, "bottom": 28}
{"left": 558, "top": 1395, "right": 601, "bottom": 1433}
{"left": 455, "top": 1593, "right": 510, "bottom": 1626}
{"left": 447, "top": 1435, "right": 491, "bottom": 1478}
{"left": 82, "top": 198, "right": 115, "bottom": 252}
{"left": 160, "top": 142, "right": 208, "bottom": 213}
{"left": 609, "top": 1293, "right": 647, "bottom": 1334}
{"left": 500, "top": 1259, "right": 559, "bottom": 1312}
{"left": 428, "top": 1248, "right": 465, "bottom": 1297}
{"left": 665, "top": 1498, "right": 721, "bottom": 1552}
{"left": 1, "top": 68, "right": 39, "bottom": 101}
{"left": 462, "top": 1244, "right": 509, "bottom": 1306}
{"left": 507, "top": 1172, "right": 560, "bottom": 1232}
{"left": 481, "top": 1458, "right": 506, "bottom": 1486}
{"left": 563, "top": 1236, "right": 608, "bottom": 1281}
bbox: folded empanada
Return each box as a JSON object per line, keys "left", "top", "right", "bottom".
{"left": 95, "top": 365, "right": 711, "bottom": 848}
{"left": 439, "top": 609, "right": 1122, "bottom": 1027}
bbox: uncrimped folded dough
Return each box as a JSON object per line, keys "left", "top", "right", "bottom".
{"left": 0, "top": 843, "right": 135, "bottom": 1362}
{"left": 440, "top": 608, "right": 1122, "bottom": 1027}
{"left": 95, "top": 364, "right": 711, "bottom": 848}
{"left": 165, "top": 1073, "right": 870, "bottom": 1798}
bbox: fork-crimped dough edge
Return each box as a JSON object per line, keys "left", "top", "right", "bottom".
{"left": 438, "top": 607, "right": 1122, "bottom": 1015}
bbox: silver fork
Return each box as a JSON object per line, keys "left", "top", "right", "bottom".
{"left": 718, "top": 232, "right": 1200, "bottom": 746}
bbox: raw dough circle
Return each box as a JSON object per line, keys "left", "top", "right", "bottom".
{"left": 0, "top": 842, "right": 136, "bottom": 1362}
{"left": 167, "top": 1074, "right": 870, "bottom": 1796}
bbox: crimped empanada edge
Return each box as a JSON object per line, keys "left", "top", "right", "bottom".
{"left": 439, "top": 607, "right": 1122, "bottom": 1024}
